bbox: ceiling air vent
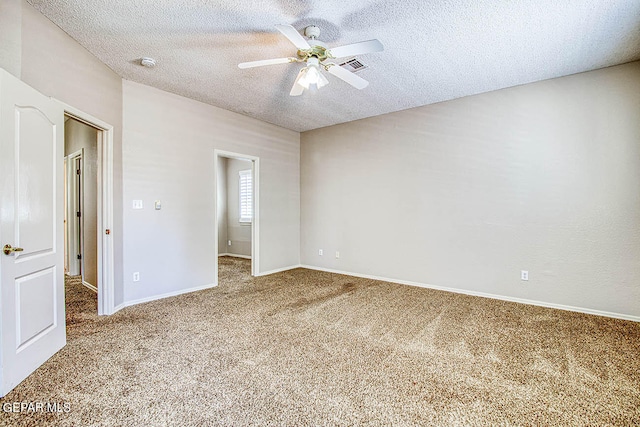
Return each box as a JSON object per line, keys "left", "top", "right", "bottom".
{"left": 338, "top": 57, "right": 368, "bottom": 73}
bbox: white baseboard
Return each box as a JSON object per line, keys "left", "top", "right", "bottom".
{"left": 256, "top": 264, "right": 301, "bottom": 277}
{"left": 123, "top": 283, "right": 218, "bottom": 309}
{"left": 299, "top": 265, "right": 640, "bottom": 323}
{"left": 82, "top": 281, "right": 98, "bottom": 293}
{"left": 112, "top": 303, "right": 126, "bottom": 314}
{"left": 219, "top": 253, "right": 252, "bottom": 260}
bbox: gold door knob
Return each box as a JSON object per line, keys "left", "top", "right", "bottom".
{"left": 3, "top": 244, "right": 24, "bottom": 255}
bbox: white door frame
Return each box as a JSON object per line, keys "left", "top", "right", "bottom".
{"left": 56, "top": 100, "right": 115, "bottom": 315}
{"left": 214, "top": 150, "right": 260, "bottom": 280}
{"left": 65, "top": 149, "right": 83, "bottom": 277}
{"left": 63, "top": 156, "right": 68, "bottom": 275}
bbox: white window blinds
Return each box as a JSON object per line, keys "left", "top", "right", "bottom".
{"left": 239, "top": 169, "right": 252, "bottom": 223}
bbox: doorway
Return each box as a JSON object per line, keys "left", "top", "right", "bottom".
{"left": 64, "top": 117, "right": 98, "bottom": 294}
{"left": 59, "top": 101, "right": 115, "bottom": 316}
{"left": 214, "top": 150, "right": 260, "bottom": 283}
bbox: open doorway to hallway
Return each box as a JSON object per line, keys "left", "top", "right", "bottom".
{"left": 60, "top": 102, "right": 116, "bottom": 316}
{"left": 214, "top": 150, "right": 260, "bottom": 283}
{"left": 64, "top": 116, "right": 99, "bottom": 307}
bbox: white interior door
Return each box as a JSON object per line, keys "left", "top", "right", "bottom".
{"left": 0, "top": 69, "right": 66, "bottom": 396}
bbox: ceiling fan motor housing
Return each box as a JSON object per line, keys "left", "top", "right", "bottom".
{"left": 304, "top": 25, "right": 321, "bottom": 39}
{"left": 298, "top": 27, "right": 329, "bottom": 62}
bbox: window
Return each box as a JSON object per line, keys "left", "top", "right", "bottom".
{"left": 239, "top": 169, "right": 252, "bottom": 223}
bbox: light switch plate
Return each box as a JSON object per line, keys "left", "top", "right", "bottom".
{"left": 132, "top": 200, "right": 143, "bottom": 209}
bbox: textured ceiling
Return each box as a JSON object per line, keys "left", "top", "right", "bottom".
{"left": 27, "top": 0, "right": 640, "bottom": 132}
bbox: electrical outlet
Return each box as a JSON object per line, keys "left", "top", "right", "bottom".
{"left": 228, "top": 240, "right": 231, "bottom": 246}
{"left": 133, "top": 272, "right": 140, "bottom": 282}
{"left": 335, "top": 251, "right": 340, "bottom": 259}
{"left": 319, "top": 249, "right": 323, "bottom": 256}
{"left": 521, "top": 270, "right": 529, "bottom": 281}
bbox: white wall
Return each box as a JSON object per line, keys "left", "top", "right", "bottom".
{"left": 65, "top": 118, "right": 99, "bottom": 288}
{"left": 0, "top": 0, "right": 21, "bottom": 77}
{"left": 225, "top": 158, "right": 253, "bottom": 257}
{"left": 123, "top": 80, "right": 299, "bottom": 303}
{"left": 0, "top": 0, "right": 125, "bottom": 306}
{"left": 301, "top": 62, "right": 640, "bottom": 319}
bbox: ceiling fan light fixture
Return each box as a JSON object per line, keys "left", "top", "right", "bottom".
{"left": 299, "top": 65, "right": 328, "bottom": 89}
{"left": 298, "top": 57, "right": 329, "bottom": 90}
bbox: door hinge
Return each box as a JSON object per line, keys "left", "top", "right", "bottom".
{"left": 77, "top": 254, "right": 82, "bottom": 260}
{"left": 76, "top": 211, "right": 81, "bottom": 217}
{"left": 76, "top": 169, "right": 81, "bottom": 175}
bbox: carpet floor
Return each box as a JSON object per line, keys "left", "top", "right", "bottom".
{"left": 1, "top": 257, "right": 639, "bottom": 426}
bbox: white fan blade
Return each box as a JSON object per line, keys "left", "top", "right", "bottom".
{"left": 238, "top": 57, "right": 294, "bottom": 69}
{"left": 290, "top": 69, "right": 306, "bottom": 96}
{"left": 326, "top": 64, "right": 369, "bottom": 89}
{"left": 290, "top": 83, "right": 305, "bottom": 96}
{"left": 328, "top": 39, "right": 384, "bottom": 59}
{"left": 275, "top": 24, "right": 310, "bottom": 50}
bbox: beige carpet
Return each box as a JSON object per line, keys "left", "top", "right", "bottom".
{"left": 1, "top": 257, "right": 639, "bottom": 426}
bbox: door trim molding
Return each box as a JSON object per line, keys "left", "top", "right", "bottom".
{"left": 214, "top": 150, "right": 260, "bottom": 281}
{"left": 55, "top": 100, "right": 115, "bottom": 315}
{"left": 82, "top": 280, "right": 98, "bottom": 293}
{"left": 65, "top": 149, "right": 83, "bottom": 277}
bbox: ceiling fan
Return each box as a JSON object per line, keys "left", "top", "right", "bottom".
{"left": 238, "top": 24, "right": 384, "bottom": 96}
